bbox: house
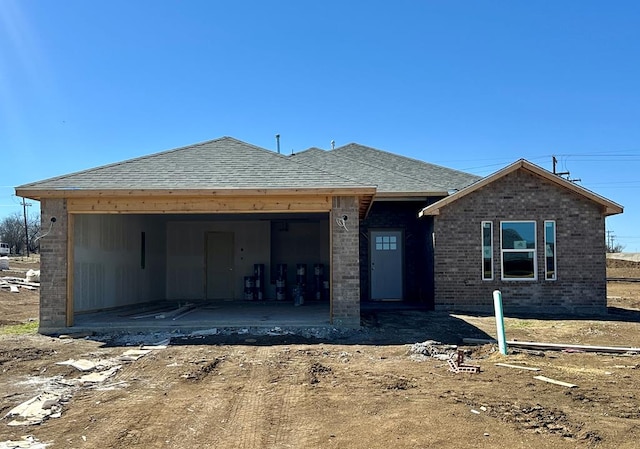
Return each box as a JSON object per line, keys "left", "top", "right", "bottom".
{"left": 419, "top": 159, "right": 622, "bottom": 314}
{"left": 15, "top": 137, "right": 622, "bottom": 333}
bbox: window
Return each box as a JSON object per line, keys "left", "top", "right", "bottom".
{"left": 375, "top": 235, "right": 397, "bottom": 251}
{"left": 481, "top": 221, "right": 493, "bottom": 280}
{"left": 501, "top": 221, "right": 537, "bottom": 280}
{"left": 544, "top": 221, "right": 556, "bottom": 280}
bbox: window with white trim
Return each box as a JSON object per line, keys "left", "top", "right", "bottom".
{"left": 482, "top": 221, "right": 493, "bottom": 280}
{"left": 501, "top": 221, "right": 537, "bottom": 280}
{"left": 544, "top": 220, "right": 556, "bottom": 280}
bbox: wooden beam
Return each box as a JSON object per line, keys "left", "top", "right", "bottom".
{"left": 67, "top": 195, "right": 333, "bottom": 214}
{"left": 17, "top": 187, "right": 377, "bottom": 200}
{"left": 374, "top": 193, "right": 445, "bottom": 199}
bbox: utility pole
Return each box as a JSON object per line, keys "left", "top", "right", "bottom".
{"left": 606, "top": 230, "right": 613, "bottom": 252}
{"left": 21, "top": 198, "right": 31, "bottom": 257}
{"left": 552, "top": 156, "right": 570, "bottom": 178}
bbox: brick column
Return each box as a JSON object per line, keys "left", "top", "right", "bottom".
{"left": 331, "top": 196, "right": 360, "bottom": 328}
{"left": 39, "top": 199, "right": 69, "bottom": 331}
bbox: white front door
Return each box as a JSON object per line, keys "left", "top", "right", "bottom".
{"left": 370, "top": 230, "right": 403, "bottom": 300}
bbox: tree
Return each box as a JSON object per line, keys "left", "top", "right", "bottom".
{"left": 27, "top": 215, "right": 41, "bottom": 253}
{"left": 607, "top": 240, "right": 625, "bottom": 253}
{"left": 0, "top": 212, "right": 42, "bottom": 254}
{"left": 0, "top": 213, "right": 25, "bottom": 254}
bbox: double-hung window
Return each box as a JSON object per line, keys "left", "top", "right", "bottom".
{"left": 501, "top": 221, "right": 537, "bottom": 280}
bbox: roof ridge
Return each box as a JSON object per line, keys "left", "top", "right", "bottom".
{"left": 16, "top": 136, "right": 279, "bottom": 188}
{"left": 322, "top": 144, "right": 452, "bottom": 191}
{"left": 334, "top": 142, "right": 482, "bottom": 180}
{"left": 225, "top": 136, "right": 294, "bottom": 160}
{"left": 293, "top": 147, "right": 324, "bottom": 156}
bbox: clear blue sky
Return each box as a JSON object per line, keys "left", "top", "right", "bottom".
{"left": 1, "top": 1, "right": 639, "bottom": 250}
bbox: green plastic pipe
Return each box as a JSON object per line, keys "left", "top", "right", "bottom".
{"left": 493, "top": 290, "right": 508, "bottom": 355}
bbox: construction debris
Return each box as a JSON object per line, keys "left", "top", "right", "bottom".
{"left": 267, "top": 327, "right": 293, "bottom": 336}
{"left": 463, "top": 337, "right": 640, "bottom": 355}
{"left": 447, "top": 350, "right": 481, "bottom": 374}
{"left": 141, "top": 344, "right": 168, "bottom": 350}
{"left": 409, "top": 340, "right": 458, "bottom": 361}
{"left": 25, "top": 270, "right": 40, "bottom": 283}
{"left": 190, "top": 328, "right": 218, "bottom": 337}
{"left": 78, "top": 366, "right": 121, "bottom": 384}
{"left": 56, "top": 359, "right": 100, "bottom": 371}
{"left": 171, "top": 306, "right": 198, "bottom": 321}
{"left": 57, "top": 357, "right": 123, "bottom": 372}
{"left": 533, "top": 375, "right": 577, "bottom": 388}
{"left": 410, "top": 341, "right": 482, "bottom": 372}
{"left": 507, "top": 341, "right": 640, "bottom": 354}
{"left": 0, "top": 275, "right": 40, "bottom": 294}
{"left": 118, "top": 349, "right": 151, "bottom": 361}
{"left": 4, "top": 392, "right": 64, "bottom": 426}
{"left": 3, "top": 346, "right": 161, "bottom": 427}
{"left": 0, "top": 435, "right": 48, "bottom": 449}
{"left": 154, "top": 304, "right": 196, "bottom": 320}
{"left": 58, "top": 332, "right": 94, "bottom": 340}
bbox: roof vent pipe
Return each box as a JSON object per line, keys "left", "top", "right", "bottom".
{"left": 331, "top": 140, "right": 335, "bottom": 150}
{"left": 275, "top": 134, "right": 281, "bottom": 154}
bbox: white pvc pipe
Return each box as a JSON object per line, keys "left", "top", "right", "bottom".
{"left": 493, "top": 290, "right": 508, "bottom": 355}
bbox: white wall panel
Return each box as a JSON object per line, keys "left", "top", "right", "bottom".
{"left": 74, "top": 215, "right": 166, "bottom": 312}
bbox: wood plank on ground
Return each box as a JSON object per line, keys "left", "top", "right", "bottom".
{"left": 533, "top": 375, "right": 577, "bottom": 388}
{"left": 495, "top": 363, "right": 541, "bottom": 371}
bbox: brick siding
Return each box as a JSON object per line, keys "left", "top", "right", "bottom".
{"left": 434, "top": 170, "right": 608, "bottom": 315}
{"left": 331, "top": 196, "right": 361, "bottom": 327}
{"left": 38, "top": 199, "right": 69, "bottom": 331}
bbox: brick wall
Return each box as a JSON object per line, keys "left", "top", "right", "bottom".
{"left": 360, "top": 201, "right": 437, "bottom": 305}
{"left": 39, "top": 199, "right": 69, "bottom": 331}
{"left": 331, "top": 196, "right": 360, "bottom": 327}
{"left": 434, "top": 170, "right": 608, "bottom": 315}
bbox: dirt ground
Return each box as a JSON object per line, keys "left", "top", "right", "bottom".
{"left": 1, "top": 257, "right": 640, "bottom": 448}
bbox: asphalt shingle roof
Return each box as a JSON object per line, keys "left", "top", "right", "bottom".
{"left": 290, "top": 143, "right": 481, "bottom": 194}
{"left": 17, "top": 137, "right": 372, "bottom": 191}
{"left": 17, "top": 137, "right": 481, "bottom": 198}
